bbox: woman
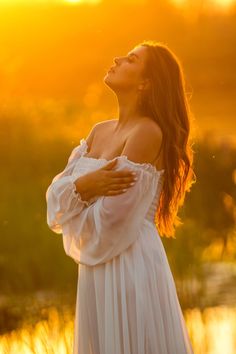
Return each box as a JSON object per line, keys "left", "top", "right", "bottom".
{"left": 46, "top": 40, "right": 196, "bottom": 353}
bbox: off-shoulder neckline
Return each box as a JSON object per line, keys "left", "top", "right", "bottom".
{"left": 79, "top": 138, "right": 165, "bottom": 176}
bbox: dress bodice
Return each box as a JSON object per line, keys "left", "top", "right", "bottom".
{"left": 145, "top": 180, "right": 163, "bottom": 224}
{"left": 73, "top": 138, "right": 165, "bottom": 225}
{"left": 46, "top": 137, "right": 165, "bottom": 265}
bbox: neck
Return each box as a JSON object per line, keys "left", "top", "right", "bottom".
{"left": 114, "top": 91, "right": 142, "bottom": 132}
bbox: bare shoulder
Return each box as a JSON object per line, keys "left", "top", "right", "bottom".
{"left": 122, "top": 118, "right": 163, "bottom": 165}
{"left": 84, "top": 118, "right": 117, "bottom": 148}
{"left": 94, "top": 118, "right": 118, "bottom": 135}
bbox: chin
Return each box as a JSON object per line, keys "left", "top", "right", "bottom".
{"left": 103, "top": 75, "right": 115, "bottom": 89}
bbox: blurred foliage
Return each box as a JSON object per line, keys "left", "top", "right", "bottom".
{"left": 162, "top": 133, "right": 236, "bottom": 307}
{"left": 0, "top": 104, "right": 235, "bottom": 308}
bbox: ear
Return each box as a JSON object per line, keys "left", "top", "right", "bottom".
{"left": 138, "top": 78, "right": 150, "bottom": 91}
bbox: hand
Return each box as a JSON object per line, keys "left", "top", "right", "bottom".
{"left": 74, "top": 159, "right": 137, "bottom": 202}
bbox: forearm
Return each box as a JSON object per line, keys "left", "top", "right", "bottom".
{"left": 61, "top": 170, "right": 153, "bottom": 266}
{"left": 73, "top": 175, "right": 96, "bottom": 202}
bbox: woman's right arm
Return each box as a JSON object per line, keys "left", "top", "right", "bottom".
{"left": 45, "top": 141, "right": 92, "bottom": 233}
{"left": 57, "top": 161, "right": 159, "bottom": 266}
{"left": 45, "top": 124, "right": 97, "bottom": 232}
{"left": 46, "top": 126, "right": 136, "bottom": 233}
{"left": 46, "top": 158, "right": 136, "bottom": 233}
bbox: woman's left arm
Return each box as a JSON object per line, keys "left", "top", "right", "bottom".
{"left": 56, "top": 160, "right": 159, "bottom": 266}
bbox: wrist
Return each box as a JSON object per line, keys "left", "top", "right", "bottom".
{"left": 73, "top": 176, "right": 92, "bottom": 202}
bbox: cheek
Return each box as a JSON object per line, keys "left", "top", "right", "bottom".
{"left": 104, "top": 65, "right": 143, "bottom": 91}
{"left": 118, "top": 66, "right": 141, "bottom": 85}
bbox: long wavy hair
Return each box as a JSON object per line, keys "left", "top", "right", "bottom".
{"left": 137, "top": 40, "right": 197, "bottom": 238}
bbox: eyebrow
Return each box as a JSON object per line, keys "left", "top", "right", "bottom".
{"left": 127, "top": 52, "right": 139, "bottom": 59}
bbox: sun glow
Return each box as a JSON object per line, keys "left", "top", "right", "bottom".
{"left": 0, "top": 0, "right": 102, "bottom": 4}
{"left": 64, "top": 0, "right": 101, "bottom": 3}
{"left": 65, "top": 0, "right": 101, "bottom": 3}
{"left": 65, "top": 0, "right": 81, "bottom": 4}
{"left": 213, "top": 0, "right": 235, "bottom": 6}
{"left": 170, "top": 0, "right": 236, "bottom": 9}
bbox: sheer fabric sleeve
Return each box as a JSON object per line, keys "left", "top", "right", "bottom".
{"left": 61, "top": 158, "right": 159, "bottom": 266}
{"left": 46, "top": 141, "right": 92, "bottom": 234}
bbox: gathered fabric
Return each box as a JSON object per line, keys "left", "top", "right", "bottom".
{"left": 46, "top": 138, "right": 194, "bottom": 354}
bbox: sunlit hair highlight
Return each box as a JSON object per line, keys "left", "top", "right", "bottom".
{"left": 136, "top": 40, "right": 197, "bottom": 238}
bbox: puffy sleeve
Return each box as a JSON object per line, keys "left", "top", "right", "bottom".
{"left": 59, "top": 158, "right": 160, "bottom": 266}
{"left": 45, "top": 141, "right": 93, "bottom": 234}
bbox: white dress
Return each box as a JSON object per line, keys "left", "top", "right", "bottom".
{"left": 46, "top": 138, "right": 194, "bottom": 354}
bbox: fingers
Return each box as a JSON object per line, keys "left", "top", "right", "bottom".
{"left": 104, "top": 178, "right": 137, "bottom": 196}
{"left": 101, "top": 160, "right": 138, "bottom": 182}
{"left": 101, "top": 159, "right": 137, "bottom": 178}
{"left": 99, "top": 159, "right": 139, "bottom": 197}
{"left": 105, "top": 170, "right": 137, "bottom": 183}
{"left": 104, "top": 164, "right": 138, "bottom": 187}
{"left": 107, "top": 171, "right": 138, "bottom": 186}
{"left": 111, "top": 175, "right": 138, "bottom": 183}
{"left": 105, "top": 175, "right": 138, "bottom": 189}
{"left": 110, "top": 169, "right": 137, "bottom": 178}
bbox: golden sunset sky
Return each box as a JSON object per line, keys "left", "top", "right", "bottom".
{"left": 0, "top": 0, "right": 235, "bottom": 138}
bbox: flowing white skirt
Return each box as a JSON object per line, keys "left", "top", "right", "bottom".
{"left": 73, "top": 221, "right": 194, "bottom": 354}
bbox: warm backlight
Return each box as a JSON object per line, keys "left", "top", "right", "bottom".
{"left": 65, "top": 0, "right": 101, "bottom": 4}
{"left": 66, "top": 0, "right": 81, "bottom": 3}
{"left": 214, "top": 0, "right": 235, "bottom": 6}
{"left": 0, "top": 0, "right": 234, "bottom": 7}
{"left": 0, "top": 0, "right": 102, "bottom": 4}
{"left": 171, "top": 0, "right": 236, "bottom": 8}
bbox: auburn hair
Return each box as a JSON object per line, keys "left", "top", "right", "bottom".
{"left": 136, "top": 40, "right": 197, "bottom": 238}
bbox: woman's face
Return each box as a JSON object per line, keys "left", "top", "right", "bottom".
{"left": 104, "top": 45, "right": 149, "bottom": 93}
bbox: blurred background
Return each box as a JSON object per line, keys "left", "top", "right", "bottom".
{"left": 0, "top": 0, "right": 236, "bottom": 353}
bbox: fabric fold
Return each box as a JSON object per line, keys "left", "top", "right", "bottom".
{"left": 45, "top": 137, "right": 195, "bottom": 354}
{"left": 45, "top": 141, "right": 93, "bottom": 233}
{"left": 61, "top": 161, "right": 159, "bottom": 266}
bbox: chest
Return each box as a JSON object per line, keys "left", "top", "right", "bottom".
{"left": 85, "top": 132, "right": 130, "bottom": 161}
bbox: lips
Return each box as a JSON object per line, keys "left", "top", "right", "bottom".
{"left": 108, "top": 66, "right": 116, "bottom": 73}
